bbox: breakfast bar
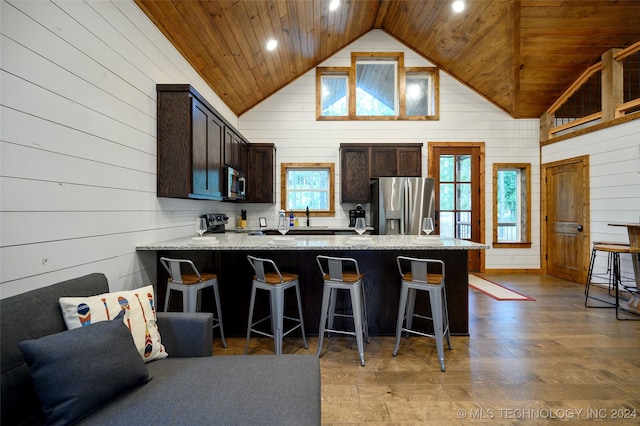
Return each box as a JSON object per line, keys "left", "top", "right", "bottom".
{"left": 137, "top": 234, "right": 488, "bottom": 336}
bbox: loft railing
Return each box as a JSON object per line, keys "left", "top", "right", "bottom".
{"left": 541, "top": 41, "right": 640, "bottom": 143}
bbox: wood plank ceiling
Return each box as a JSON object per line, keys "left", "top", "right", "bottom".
{"left": 135, "top": 0, "right": 640, "bottom": 119}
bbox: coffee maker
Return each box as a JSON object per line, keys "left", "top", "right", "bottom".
{"left": 201, "top": 213, "right": 229, "bottom": 233}
{"left": 348, "top": 204, "right": 366, "bottom": 227}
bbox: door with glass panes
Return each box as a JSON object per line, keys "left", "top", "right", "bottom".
{"left": 429, "top": 143, "right": 483, "bottom": 272}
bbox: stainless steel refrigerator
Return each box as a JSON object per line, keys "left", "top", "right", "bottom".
{"left": 370, "top": 177, "right": 435, "bottom": 235}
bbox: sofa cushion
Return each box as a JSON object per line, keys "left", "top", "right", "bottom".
{"left": 18, "top": 311, "right": 150, "bottom": 426}
{"left": 59, "top": 285, "right": 167, "bottom": 362}
{"left": 76, "top": 355, "right": 321, "bottom": 426}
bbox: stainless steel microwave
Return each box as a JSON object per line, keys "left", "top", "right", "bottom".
{"left": 225, "top": 166, "right": 245, "bottom": 200}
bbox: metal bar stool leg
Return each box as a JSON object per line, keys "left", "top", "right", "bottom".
{"left": 584, "top": 247, "right": 597, "bottom": 301}
{"left": 186, "top": 287, "right": 197, "bottom": 312}
{"left": 270, "top": 286, "right": 285, "bottom": 355}
{"left": 294, "top": 282, "right": 308, "bottom": 349}
{"left": 164, "top": 286, "right": 172, "bottom": 312}
{"left": 317, "top": 283, "right": 332, "bottom": 356}
{"left": 212, "top": 281, "right": 227, "bottom": 348}
{"left": 429, "top": 287, "right": 446, "bottom": 372}
{"left": 245, "top": 285, "right": 258, "bottom": 355}
{"left": 327, "top": 288, "right": 338, "bottom": 331}
{"left": 442, "top": 286, "right": 452, "bottom": 350}
{"left": 405, "top": 287, "right": 417, "bottom": 331}
{"left": 393, "top": 282, "right": 409, "bottom": 357}
{"left": 350, "top": 284, "right": 365, "bottom": 367}
{"left": 360, "top": 281, "right": 369, "bottom": 343}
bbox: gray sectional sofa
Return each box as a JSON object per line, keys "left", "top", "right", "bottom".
{"left": 1, "top": 273, "right": 321, "bottom": 425}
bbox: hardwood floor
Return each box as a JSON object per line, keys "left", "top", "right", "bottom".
{"left": 213, "top": 274, "right": 640, "bottom": 424}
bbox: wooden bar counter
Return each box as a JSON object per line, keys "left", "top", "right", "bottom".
{"left": 137, "top": 234, "right": 488, "bottom": 336}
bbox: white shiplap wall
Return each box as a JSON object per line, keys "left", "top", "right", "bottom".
{"left": 0, "top": 0, "right": 240, "bottom": 298}
{"left": 239, "top": 30, "right": 542, "bottom": 271}
{"left": 542, "top": 119, "right": 640, "bottom": 278}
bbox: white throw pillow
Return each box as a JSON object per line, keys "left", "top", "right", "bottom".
{"left": 59, "top": 285, "right": 167, "bottom": 362}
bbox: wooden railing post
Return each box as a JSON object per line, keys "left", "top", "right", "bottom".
{"left": 601, "top": 49, "right": 623, "bottom": 121}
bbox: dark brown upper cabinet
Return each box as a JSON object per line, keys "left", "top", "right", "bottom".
{"left": 247, "top": 143, "right": 276, "bottom": 203}
{"left": 340, "top": 146, "right": 370, "bottom": 203}
{"left": 157, "top": 84, "right": 269, "bottom": 202}
{"left": 157, "top": 84, "right": 223, "bottom": 200}
{"left": 224, "top": 127, "right": 249, "bottom": 173}
{"left": 340, "top": 143, "right": 422, "bottom": 203}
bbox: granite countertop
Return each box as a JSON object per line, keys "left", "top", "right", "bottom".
{"left": 227, "top": 226, "right": 374, "bottom": 233}
{"left": 136, "top": 233, "right": 489, "bottom": 251}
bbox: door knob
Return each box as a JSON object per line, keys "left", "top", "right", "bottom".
{"left": 577, "top": 225, "right": 583, "bottom": 232}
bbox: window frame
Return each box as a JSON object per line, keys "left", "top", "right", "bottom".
{"left": 316, "top": 52, "right": 439, "bottom": 121}
{"left": 319, "top": 70, "right": 350, "bottom": 118}
{"left": 492, "top": 163, "right": 532, "bottom": 248}
{"left": 355, "top": 59, "right": 399, "bottom": 117}
{"left": 280, "top": 162, "right": 335, "bottom": 217}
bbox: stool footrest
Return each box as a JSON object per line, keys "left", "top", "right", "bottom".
{"left": 322, "top": 328, "right": 356, "bottom": 337}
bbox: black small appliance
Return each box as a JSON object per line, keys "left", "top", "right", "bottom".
{"left": 348, "top": 204, "right": 366, "bottom": 227}
{"left": 201, "top": 213, "right": 229, "bottom": 233}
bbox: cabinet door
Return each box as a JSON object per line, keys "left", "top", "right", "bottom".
{"left": 370, "top": 148, "right": 397, "bottom": 177}
{"left": 341, "top": 147, "right": 370, "bottom": 203}
{"left": 157, "top": 90, "right": 191, "bottom": 198}
{"left": 234, "top": 133, "right": 248, "bottom": 173}
{"left": 398, "top": 147, "right": 422, "bottom": 176}
{"left": 192, "top": 98, "right": 223, "bottom": 198}
{"left": 224, "top": 126, "right": 235, "bottom": 167}
{"left": 247, "top": 145, "right": 275, "bottom": 203}
{"left": 207, "top": 114, "right": 223, "bottom": 198}
{"left": 192, "top": 99, "right": 209, "bottom": 196}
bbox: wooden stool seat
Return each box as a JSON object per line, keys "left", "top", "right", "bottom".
{"left": 400, "top": 272, "right": 443, "bottom": 285}
{"left": 169, "top": 272, "right": 217, "bottom": 285}
{"left": 257, "top": 271, "right": 299, "bottom": 285}
{"left": 593, "top": 244, "right": 640, "bottom": 254}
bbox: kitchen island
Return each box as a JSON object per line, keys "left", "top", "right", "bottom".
{"left": 137, "top": 234, "right": 488, "bottom": 336}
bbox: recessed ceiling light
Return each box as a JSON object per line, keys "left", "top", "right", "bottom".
{"left": 329, "top": 0, "right": 340, "bottom": 12}
{"left": 452, "top": 0, "right": 465, "bottom": 13}
{"left": 266, "top": 39, "right": 278, "bottom": 51}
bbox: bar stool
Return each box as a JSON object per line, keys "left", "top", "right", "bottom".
{"left": 245, "top": 256, "right": 308, "bottom": 355}
{"left": 316, "top": 255, "right": 369, "bottom": 366}
{"left": 585, "top": 242, "right": 630, "bottom": 307}
{"left": 393, "top": 256, "right": 451, "bottom": 372}
{"left": 585, "top": 241, "right": 629, "bottom": 304}
{"left": 584, "top": 243, "right": 640, "bottom": 319}
{"left": 160, "top": 257, "right": 226, "bottom": 347}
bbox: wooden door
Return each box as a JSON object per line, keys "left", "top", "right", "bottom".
{"left": 429, "top": 143, "right": 484, "bottom": 272}
{"left": 543, "top": 156, "right": 590, "bottom": 283}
